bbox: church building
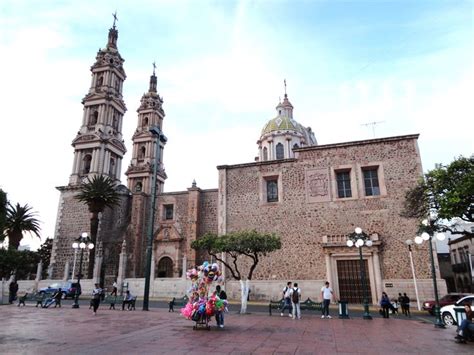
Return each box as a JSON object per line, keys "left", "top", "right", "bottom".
{"left": 49, "top": 23, "right": 445, "bottom": 303}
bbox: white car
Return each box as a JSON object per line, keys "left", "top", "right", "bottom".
{"left": 440, "top": 295, "right": 474, "bottom": 326}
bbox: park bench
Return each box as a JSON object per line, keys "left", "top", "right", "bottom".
{"left": 18, "top": 292, "right": 51, "bottom": 307}
{"left": 268, "top": 298, "right": 322, "bottom": 315}
{"left": 121, "top": 296, "right": 137, "bottom": 311}
{"left": 169, "top": 295, "right": 189, "bottom": 312}
{"left": 103, "top": 295, "right": 119, "bottom": 310}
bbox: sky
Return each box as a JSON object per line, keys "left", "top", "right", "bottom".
{"left": 0, "top": 0, "right": 472, "bottom": 250}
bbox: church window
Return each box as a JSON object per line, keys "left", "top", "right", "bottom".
{"left": 96, "top": 75, "right": 103, "bottom": 87}
{"left": 109, "top": 158, "right": 115, "bottom": 178}
{"left": 293, "top": 143, "right": 299, "bottom": 150}
{"left": 112, "top": 115, "right": 118, "bottom": 130}
{"left": 138, "top": 146, "right": 146, "bottom": 160}
{"left": 363, "top": 167, "right": 380, "bottom": 196}
{"left": 135, "top": 182, "right": 142, "bottom": 192}
{"left": 143, "top": 117, "right": 149, "bottom": 127}
{"left": 156, "top": 257, "right": 173, "bottom": 278}
{"left": 163, "top": 204, "right": 174, "bottom": 220}
{"left": 263, "top": 147, "right": 268, "bottom": 161}
{"left": 276, "top": 143, "right": 284, "bottom": 159}
{"left": 266, "top": 179, "right": 278, "bottom": 202}
{"left": 336, "top": 171, "right": 352, "bottom": 198}
{"left": 82, "top": 154, "right": 92, "bottom": 174}
{"left": 90, "top": 111, "right": 98, "bottom": 125}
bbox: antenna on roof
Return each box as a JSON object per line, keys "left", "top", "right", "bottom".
{"left": 361, "top": 121, "right": 385, "bottom": 138}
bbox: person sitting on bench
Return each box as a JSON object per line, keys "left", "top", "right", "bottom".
{"left": 456, "top": 303, "right": 474, "bottom": 342}
{"left": 122, "top": 290, "right": 134, "bottom": 311}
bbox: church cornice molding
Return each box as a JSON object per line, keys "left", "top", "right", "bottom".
{"left": 82, "top": 94, "right": 127, "bottom": 112}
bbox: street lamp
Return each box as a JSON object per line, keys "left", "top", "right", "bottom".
{"left": 143, "top": 126, "right": 167, "bottom": 311}
{"left": 414, "top": 218, "right": 446, "bottom": 328}
{"left": 405, "top": 239, "right": 421, "bottom": 311}
{"left": 347, "top": 227, "right": 373, "bottom": 320}
{"left": 72, "top": 232, "right": 94, "bottom": 309}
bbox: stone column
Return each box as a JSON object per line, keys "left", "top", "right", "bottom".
{"left": 63, "top": 261, "right": 70, "bottom": 281}
{"left": 182, "top": 256, "right": 187, "bottom": 280}
{"left": 150, "top": 249, "right": 156, "bottom": 281}
{"left": 372, "top": 250, "right": 383, "bottom": 304}
{"left": 35, "top": 261, "right": 43, "bottom": 291}
{"left": 117, "top": 240, "right": 127, "bottom": 295}
{"left": 92, "top": 241, "right": 103, "bottom": 284}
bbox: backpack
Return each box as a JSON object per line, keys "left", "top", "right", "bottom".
{"left": 284, "top": 287, "right": 291, "bottom": 299}
{"left": 292, "top": 288, "right": 300, "bottom": 303}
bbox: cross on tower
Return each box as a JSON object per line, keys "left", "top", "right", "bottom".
{"left": 112, "top": 11, "right": 118, "bottom": 28}
{"left": 284, "top": 79, "right": 287, "bottom": 96}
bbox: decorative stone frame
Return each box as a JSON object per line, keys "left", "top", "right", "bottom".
{"left": 330, "top": 164, "right": 359, "bottom": 201}
{"left": 357, "top": 162, "right": 387, "bottom": 198}
{"left": 259, "top": 171, "right": 283, "bottom": 206}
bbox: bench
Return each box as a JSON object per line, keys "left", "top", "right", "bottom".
{"left": 18, "top": 292, "right": 51, "bottom": 307}
{"left": 121, "top": 296, "right": 137, "bottom": 311}
{"left": 269, "top": 298, "right": 322, "bottom": 315}
{"left": 103, "top": 295, "right": 120, "bottom": 310}
{"left": 169, "top": 295, "right": 189, "bottom": 312}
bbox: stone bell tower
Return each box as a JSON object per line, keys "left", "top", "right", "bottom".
{"left": 68, "top": 19, "right": 127, "bottom": 185}
{"left": 125, "top": 65, "right": 167, "bottom": 277}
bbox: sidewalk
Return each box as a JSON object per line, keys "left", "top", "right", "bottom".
{"left": 0, "top": 304, "right": 470, "bottom": 354}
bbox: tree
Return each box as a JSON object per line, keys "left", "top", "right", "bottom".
{"left": 4, "top": 203, "right": 41, "bottom": 250}
{"left": 0, "top": 189, "right": 7, "bottom": 241}
{"left": 37, "top": 238, "right": 53, "bottom": 279}
{"left": 0, "top": 249, "right": 40, "bottom": 279}
{"left": 402, "top": 156, "right": 474, "bottom": 236}
{"left": 75, "top": 175, "right": 120, "bottom": 278}
{"left": 192, "top": 230, "right": 281, "bottom": 313}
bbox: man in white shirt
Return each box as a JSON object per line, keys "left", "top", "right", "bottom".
{"left": 321, "top": 281, "right": 334, "bottom": 319}
{"left": 281, "top": 281, "right": 293, "bottom": 317}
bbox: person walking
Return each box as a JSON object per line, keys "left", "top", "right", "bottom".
{"left": 53, "top": 288, "right": 63, "bottom": 308}
{"left": 290, "top": 283, "right": 301, "bottom": 320}
{"left": 215, "top": 285, "right": 227, "bottom": 328}
{"left": 380, "top": 292, "right": 391, "bottom": 318}
{"left": 321, "top": 281, "right": 334, "bottom": 319}
{"left": 281, "top": 281, "right": 293, "bottom": 317}
{"left": 402, "top": 293, "right": 411, "bottom": 317}
{"left": 397, "top": 293, "right": 404, "bottom": 314}
{"left": 111, "top": 279, "right": 118, "bottom": 296}
{"left": 9, "top": 280, "right": 19, "bottom": 304}
{"left": 91, "top": 283, "right": 102, "bottom": 315}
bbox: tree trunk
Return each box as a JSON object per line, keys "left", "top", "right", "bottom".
{"left": 7, "top": 231, "right": 22, "bottom": 250}
{"left": 87, "top": 213, "right": 99, "bottom": 279}
{"left": 239, "top": 279, "right": 250, "bottom": 314}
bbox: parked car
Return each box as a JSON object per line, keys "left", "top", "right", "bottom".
{"left": 39, "top": 282, "right": 81, "bottom": 299}
{"left": 440, "top": 295, "right": 474, "bottom": 326}
{"left": 422, "top": 293, "right": 468, "bottom": 315}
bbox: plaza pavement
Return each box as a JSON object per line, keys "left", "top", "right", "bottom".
{"left": 0, "top": 303, "right": 471, "bottom": 354}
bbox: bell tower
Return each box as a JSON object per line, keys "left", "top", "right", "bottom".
{"left": 125, "top": 64, "right": 167, "bottom": 194}
{"left": 68, "top": 17, "right": 127, "bottom": 185}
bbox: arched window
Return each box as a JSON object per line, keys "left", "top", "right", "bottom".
{"left": 90, "top": 111, "right": 98, "bottom": 125}
{"left": 156, "top": 257, "right": 173, "bottom": 278}
{"left": 276, "top": 143, "right": 284, "bottom": 159}
{"left": 82, "top": 154, "right": 92, "bottom": 174}
{"left": 293, "top": 143, "right": 299, "bottom": 150}
{"left": 96, "top": 75, "right": 103, "bottom": 87}
{"left": 263, "top": 147, "right": 268, "bottom": 161}
{"left": 139, "top": 146, "right": 146, "bottom": 160}
{"left": 109, "top": 158, "right": 115, "bottom": 178}
{"left": 143, "top": 117, "right": 149, "bottom": 127}
{"left": 135, "top": 182, "right": 142, "bottom": 192}
{"left": 112, "top": 115, "right": 118, "bottom": 130}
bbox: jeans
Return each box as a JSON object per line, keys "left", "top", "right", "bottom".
{"left": 215, "top": 310, "right": 224, "bottom": 326}
{"left": 281, "top": 298, "right": 292, "bottom": 314}
{"left": 458, "top": 319, "right": 474, "bottom": 337}
{"left": 382, "top": 305, "right": 390, "bottom": 318}
{"left": 322, "top": 299, "right": 330, "bottom": 316}
{"left": 292, "top": 302, "right": 301, "bottom": 319}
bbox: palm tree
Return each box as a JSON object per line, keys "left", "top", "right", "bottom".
{"left": 75, "top": 175, "right": 120, "bottom": 278}
{"left": 4, "top": 203, "right": 41, "bottom": 250}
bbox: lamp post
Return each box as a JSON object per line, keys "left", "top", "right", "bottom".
{"left": 72, "top": 232, "right": 94, "bottom": 309}
{"left": 414, "top": 219, "right": 446, "bottom": 328}
{"left": 143, "top": 126, "right": 167, "bottom": 311}
{"left": 405, "top": 239, "right": 421, "bottom": 311}
{"left": 347, "top": 227, "right": 373, "bottom": 320}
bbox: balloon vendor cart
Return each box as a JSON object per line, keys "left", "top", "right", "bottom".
{"left": 180, "top": 261, "right": 227, "bottom": 330}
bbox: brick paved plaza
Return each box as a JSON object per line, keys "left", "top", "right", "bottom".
{"left": 0, "top": 304, "right": 471, "bottom": 354}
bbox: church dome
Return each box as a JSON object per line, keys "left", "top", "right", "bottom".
{"left": 257, "top": 87, "right": 317, "bottom": 162}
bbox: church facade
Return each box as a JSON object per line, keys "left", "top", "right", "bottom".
{"left": 49, "top": 24, "right": 445, "bottom": 302}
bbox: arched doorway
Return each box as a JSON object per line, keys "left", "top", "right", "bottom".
{"left": 156, "top": 257, "right": 173, "bottom": 278}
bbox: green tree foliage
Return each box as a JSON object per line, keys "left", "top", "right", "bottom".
{"left": 75, "top": 175, "right": 120, "bottom": 278}
{"left": 37, "top": 238, "right": 53, "bottom": 278}
{"left": 402, "top": 156, "right": 474, "bottom": 236}
{"left": 0, "top": 249, "right": 40, "bottom": 279}
{"left": 191, "top": 230, "right": 281, "bottom": 281}
{"left": 4, "top": 203, "right": 41, "bottom": 250}
{"left": 0, "top": 188, "right": 7, "bottom": 242}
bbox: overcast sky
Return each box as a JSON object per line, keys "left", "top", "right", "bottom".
{"left": 0, "top": 0, "right": 472, "bottom": 250}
